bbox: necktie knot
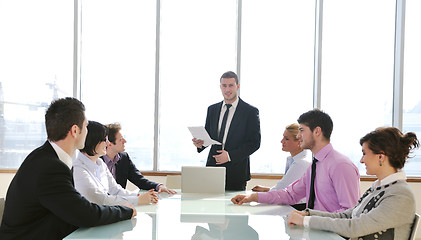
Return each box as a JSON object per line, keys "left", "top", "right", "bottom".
{"left": 226, "top": 104, "right": 232, "bottom": 109}
{"left": 313, "top": 157, "right": 318, "bottom": 164}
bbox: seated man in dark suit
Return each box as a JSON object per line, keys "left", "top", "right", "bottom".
{"left": 102, "top": 123, "right": 176, "bottom": 194}
{"left": 0, "top": 97, "right": 135, "bottom": 240}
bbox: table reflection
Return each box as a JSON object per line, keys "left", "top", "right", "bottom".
{"left": 65, "top": 191, "right": 343, "bottom": 240}
{"left": 189, "top": 215, "right": 258, "bottom": 240}
{"left": 66, "top": 217, "right": 138, "bottom": 239}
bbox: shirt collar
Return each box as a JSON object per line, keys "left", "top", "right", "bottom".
{"left": 49, "top": 140, "right": 73, "bottom": 169}
{"left": 292, "top": 150, "right": 307, "bottom": 161}
{"left": 286, "top": 155, "right": 294, "bottom": 163}
{"left": 77, "top": 152, "right": 102, "bottom": 171}
{"left": 102, "top": 153, "right": 120, "bottom": 165}
{"left": 224, "top": 97, "right": 239, "bottom": 110}
{"left": 314, "top": 143, "right": 333, "bottom": 162}
{"left": 373, "top": 170, "right": 407, "bottom": 187}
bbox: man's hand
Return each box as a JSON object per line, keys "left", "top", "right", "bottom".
{"left": 231, "top": 193, "right": 258, "bottom": 205}
{"left": 192, "top": 138, "right": 204, "bottom": 148}
{"left": 158, "top": 185, "right": 177, "bottom": 194}
{"left": 213, "top": 150, "right": 229, "bottom": 164}
{"left": 251, "top": 185, "right": 270, "bottom": 192}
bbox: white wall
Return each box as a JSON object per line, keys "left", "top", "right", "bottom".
{"left": 0, "top": 173, "right": 14, "bottom": 198}
{"left": 1, "top": 174, "right": 420, "bottom": 238}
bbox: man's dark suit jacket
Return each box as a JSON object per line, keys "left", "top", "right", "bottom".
{"left": 0, "top": 141, "right": 133, "bottom": 240}
{"left": 199, "top": 98, "right": 261, "bottom": 190}
{"left": 101, "top": 152, "right": 159, "bottom": 190}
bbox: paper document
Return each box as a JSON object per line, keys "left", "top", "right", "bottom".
{"left": 188, "top": 126, "right": 221, "bottom": 146}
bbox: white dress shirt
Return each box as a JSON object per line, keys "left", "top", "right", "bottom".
{"left": 270, "top": 150, "right": 312, "bottom": 191}
{"left": 49, "top": 141, "right": 73, "bottom": 169}
{"left": 218, "top": 97, "right": 239, "bottom": 149}
{"left": 72, "top": 152, "right": 139, "bottom": 206}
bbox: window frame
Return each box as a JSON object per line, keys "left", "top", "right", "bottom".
{"left": 1, "top": 0, "right": 420, "bottom": 180}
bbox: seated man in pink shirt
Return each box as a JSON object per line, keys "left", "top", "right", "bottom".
{"left": 232, "top": 109, "right": 361, "bottom": 213}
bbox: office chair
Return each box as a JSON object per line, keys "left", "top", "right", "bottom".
{"left": 409, "top": 213, "right": 420, "bottom": 240}
{"left": 0, "top": 197, "right": 5, "bottom": 224}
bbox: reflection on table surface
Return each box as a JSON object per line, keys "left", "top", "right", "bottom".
{"left": 65, "top": 191, "right": 343, "bottom": 240}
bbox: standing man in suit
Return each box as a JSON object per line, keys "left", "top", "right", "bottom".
{"left": 0, "top": 97, "right": 135, "bottom": 240}
{"left": 192, "top": 71, "right": 261, "bottom": 191}
{"left": 102, "top": 123, "right": 176, "bottom": 194}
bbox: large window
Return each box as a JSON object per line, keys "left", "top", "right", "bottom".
{"left": 158, "top": 0, "right": 237, "bottom": 171}
{"left": 403, "top": 0, "right": 421, "bottom": 176}
{"left": 240, "top": 0, "right": 315, "bottom": 173}
{"left": 321, "top": 0, "right": 395, "bottom": 174}
{"left": 80, "top": 0, "right": 156, "bottom": 170}
{"left": 0, "top": 0, "right": 73, "bottom": 168}
{"left": 1, "top": 0, "right": 421, "bottom": 177}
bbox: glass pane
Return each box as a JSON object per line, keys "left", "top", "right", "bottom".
{"left": 321, "top": 0, "right": 395, "bottom": 175}
{"left": 241, "top": 0, "right": 315, "bottom": 173}
{"left": 402, "top": 0, "right": 421, "bottom": 176}
{"left": 80, "top": 0, "right": 156, "bottom": 170}
{"left": 0, "top": 0, "right": 73, "bottom": 168}
{"left": 159, "top": 0, "right": 237, "bottom": 171}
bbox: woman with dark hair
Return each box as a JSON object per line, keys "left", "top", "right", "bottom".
{"left": 287, "top": 127, "right": 419, "bottom": 240}
{"left": 73, "top": 121, "right": 158, "bottom": 206}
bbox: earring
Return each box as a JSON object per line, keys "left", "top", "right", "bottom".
{"left": 379, "top": 161, "right": 382, "bottom": 167}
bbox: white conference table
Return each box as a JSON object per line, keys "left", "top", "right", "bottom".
{"left": 65, "top": 190, "right": 343, "bottom": 240}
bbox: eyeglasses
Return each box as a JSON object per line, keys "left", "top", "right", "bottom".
{"left": 102, "top": 136, "right": 108, "bottom": 142}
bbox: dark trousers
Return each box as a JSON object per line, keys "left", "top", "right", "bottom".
{"left": 225, "top": 182, "right": 247, "bottom": 191}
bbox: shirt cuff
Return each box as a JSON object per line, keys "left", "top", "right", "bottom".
{"left": 303, "top": 216, "right": 311, "bottom": 228}
{"left": 128, "top": 196, "right": 139, "bottom": 206}
{"left": 156, "top": 184, "right": 162, "bottom": 191}
{"left": 227, "top": 152, "right": 231, "bottom": 162}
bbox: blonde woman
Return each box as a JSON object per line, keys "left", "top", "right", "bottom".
{"left": 252, "top": 123, "right": 311, "bottom": 192}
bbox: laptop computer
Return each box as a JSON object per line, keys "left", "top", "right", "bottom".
{"left": 181, "top": 166, "right": 226, "bottom": 194}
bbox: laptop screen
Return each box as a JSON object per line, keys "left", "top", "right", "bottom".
{"left": 181, "top": 166, "right": 226, "bottom": 194}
